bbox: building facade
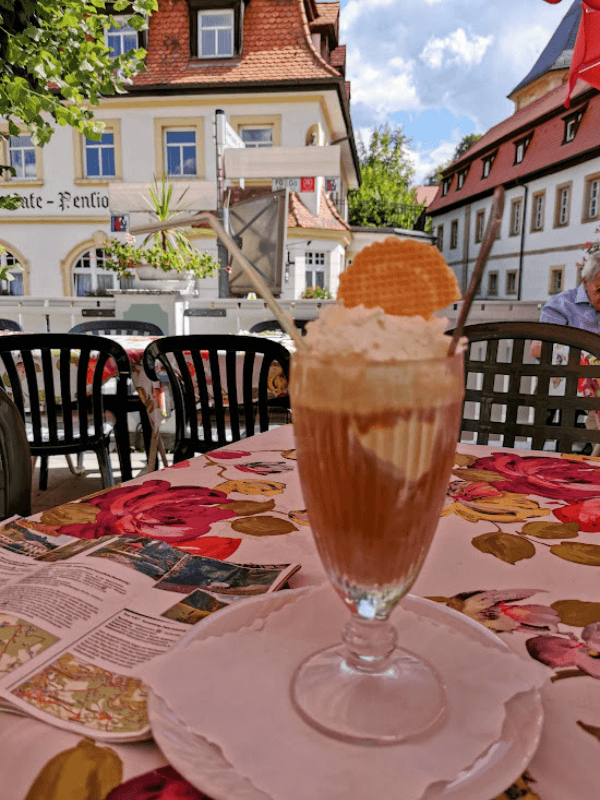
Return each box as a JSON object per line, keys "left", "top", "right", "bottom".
{"left": 0, "top": 0, "right": 360, "bottom": 300}
{"left": 428, "top": 1, "right": 600, "bottom": 306}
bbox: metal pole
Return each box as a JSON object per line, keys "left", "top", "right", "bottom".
{"left": 215, "top": 109, "right": 230, "bottom": 298}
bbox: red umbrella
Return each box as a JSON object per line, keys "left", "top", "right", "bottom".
{"left": 542, "top": 1, "right": 600, "bottom": 105}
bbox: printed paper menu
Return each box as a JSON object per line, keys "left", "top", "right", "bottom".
{"left": 0, "top": 520, "right": 299, "bottom": 742}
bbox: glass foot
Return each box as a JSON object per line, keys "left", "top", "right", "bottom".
{"left": 291, "top": 643, "right": 447, "bottom": 745}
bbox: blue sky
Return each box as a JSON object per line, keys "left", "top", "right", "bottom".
{"left": 339, "top": 0, "right": 571, "bottom": 183}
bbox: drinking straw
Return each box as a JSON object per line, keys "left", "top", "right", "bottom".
{"left": 448, "top": 186, "right": 505, "bottom": 356}
{"left": 130, "top": 212, "right": 309, "bottom": 351}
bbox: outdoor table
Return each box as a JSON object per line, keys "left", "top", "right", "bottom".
{"left": 1, "top": 424, "right": 600, "bottom": 799}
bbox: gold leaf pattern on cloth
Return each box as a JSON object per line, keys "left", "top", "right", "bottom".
{"left": 24, "top": 738, "right": 122, "bottom": 800}
{"left": 454, "top": 453, "right": 477, "bottom": 467}
{"left": 550, "top": 542, "right": 600, "bottom": 566}
{"left": 214, "top": 479, "right": 286, "bottom": 496}
{"left": 219, "top": 499, "right": 276, "bottom": 516}
{"left": 471, "top": 532, "right": 536, "bottom": 564}
{"left": 281, "top": 449, "right": 297, "bottom": 460}
{"left": 551, "top": 600, "right": 600, "bottom": 626}
{"left": 40, "top": 503, "right": 100, "bottom": 527}
{"left": 452, "top": 467, "right": 504, "bottom": 482}
{"left": 521, "top": 521, "right": 580, "bottom": 539}
{"left": 230, "top": 516, "right": 298, "bottom": 536}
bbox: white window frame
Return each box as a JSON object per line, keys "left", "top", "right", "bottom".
{"left": 565, "top": 118, "right": 577, "bottom": 142}
{"left": 165, "top": 129, "right": 198, "bottom": 178}
{"left": 198, "top": 9, "right": 234, "bottom": 58}
{"left": 475, "top": 210, "right": 485, "bottom": 243}
{"left": 549, "top": 266, "right": 565, "bottom": 295}
{"left": 239, "top": 125, "right": 273, "bottom": 148}
{"left": 9, "top": 134, "right": 36, "bottom": 180}
{"left": 532, "top": 193, "right": 544, "bottom": 231}
{"left": 558, "top": 186, "right": 570, "bottom": 226}
{"left": 589, "top": 179, "right": 600, "bottom": 219}
{"left": 84, "top": 132, "right": 116, "bottom": 178}
{"left": 105, "top": 16, "right": 139, "bottom": 58}
{"left": 0, "top": 249, "right": 24, "bottom": 295}
{"left": 510, "top": 199, "right": 522, "bottom": 236}
{"left": 436, "top": 225, "right": 444, "bottom": 250}
{"left": 450, "top": 219, "right": 458, "bottom": 249}
{"left": 488, "top": 271, "right": 498, "bottom": 297}
{"left": 305, "top": 251, "right": 326, "bottom": 290}
{"left": 72, "top": 249, "right": 123, "bottom": 296}
{"left": 506, "top": 271, "right": 517, "bottom": 295}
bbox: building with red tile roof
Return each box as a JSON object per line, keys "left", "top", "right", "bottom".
{"left": 0, "top": 0, "right": 361, "bottom": 302}
{"left": 428, "top": 5, "right": 600, "bottom": 307}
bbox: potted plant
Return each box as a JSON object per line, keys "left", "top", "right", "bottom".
{"left": 302, "top": 286, "right": 332, "bottom": 300}
{"left": 103, "top": 175, "right": 219, "bottom": 290}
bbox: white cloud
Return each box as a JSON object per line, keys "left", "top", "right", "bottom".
{"left": 419, "top": 28, "right": 493, "bottom": 70}
{"left": 340, "top": 0, "right": 395, "bottom": 34}
{"left": 409, "top": 138, "right": 459, "bottom": 185}
{"left": 498, "top": 23, "right": 558, "bottom": 78}
{"left": 348, "top": 53, "right": 422, "bottom": 117}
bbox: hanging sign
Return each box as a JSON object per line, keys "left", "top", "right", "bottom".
{"left": 300, "top": 177, "right": 315, "bottom": 192}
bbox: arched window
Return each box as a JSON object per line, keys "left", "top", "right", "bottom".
{"left": 0, "top": 249, "right": 24, "bottom": 296}
{"left": 72, "top": 249, "right": 132, "bottom": 296}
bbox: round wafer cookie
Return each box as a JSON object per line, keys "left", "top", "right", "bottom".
{"left": 338, "top": 237, "right": 461, "bottom": 318}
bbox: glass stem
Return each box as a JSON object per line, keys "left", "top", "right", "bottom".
{"left": 342, "top": 615, "right": 397, "bottom": 674}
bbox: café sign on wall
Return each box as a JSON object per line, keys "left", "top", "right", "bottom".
{"left": 0, "top": 189, "right": 109, "bottom": 213}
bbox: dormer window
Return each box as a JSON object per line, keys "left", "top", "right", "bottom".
{"left": 456, "top": 168, "right": 468, "bottom": 190}
{"left": 106, "top": 18, "right": 139, "bottom": 57}
{"left": 441, "top": 177, "right": 452, "bottom": 197}
{"left": 481, "top": 153, "right": 495, "bottom": 179}
{"left": 514, "top": 135, "right": 532, "bottom": 165}
{"left": 188, "top": 1, "right": 246, "bottom": 59}
{"left": 199, "top": 10, "right": 234, "bottom": 57}
{"left": 562, "top": 108, "right": 584, "bottom": 144}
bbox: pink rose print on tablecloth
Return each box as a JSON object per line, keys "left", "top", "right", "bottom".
{"left": 553, "top": 497, "right": 600, "bottom": 532}
{"left": 526, "top": 622, "right": 600, "bottom": 678}
{"left": 471, "top": 453, "right": 600, "bottom": 501}
{"left": 40, "top": 480, "right": 239, "bottom": 545}
{"left": 429, "top": 588, "right": 560, "bottom": 634}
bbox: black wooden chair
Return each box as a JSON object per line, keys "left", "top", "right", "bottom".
{"left": 143, "top": 334, "right": 290, "bottom": 463}
{"left": 68, "top": 319, "right": 164, "bottom": 336}
{"left": 0, "top": 386, "right": 31, "bottom": 520}
{"left": 69, "top": 319, "right": 164, "bottom": 463}
{"left": 454, "top": 321, "right": 600, "bottom": 452}
{"left": 249, "top": 319, "right": 310, "bottom": 336}
{"left": 0, "top": 318, "right": 23, "bottom": 332}
{"left": 0, "top": 333, "right": 133, "bottom": 490}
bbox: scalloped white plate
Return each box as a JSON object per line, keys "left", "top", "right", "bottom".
{"left": 148, "top": 590, "right": 543, "bottom": 800}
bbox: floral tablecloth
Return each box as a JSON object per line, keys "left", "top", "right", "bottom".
{"left": 3, "top": 424, "right": 600, "bottom": 799}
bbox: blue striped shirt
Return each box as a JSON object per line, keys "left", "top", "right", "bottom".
{"left": 540, "top": 284, "right": 600, "bottom": 333}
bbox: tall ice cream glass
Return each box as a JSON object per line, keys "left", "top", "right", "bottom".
{"left": 289, "top": 306, "right": 465, "bottom": 745}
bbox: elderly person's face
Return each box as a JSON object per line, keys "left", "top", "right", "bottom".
{"left": 584, "top": 272, "right": 600, "bottom": 311}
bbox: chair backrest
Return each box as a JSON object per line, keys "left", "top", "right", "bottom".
{"left": 0, "top": 333, "right": 133, "bottom": 476}
{"left": 0, "top": 386, "right": 31, "bottom": 520}
{"left": 0, "top": 318, "right": 23, "bottom": 332}
{"left": 455, "top": 321, "right": 600, "bottom": 452}
{"left": 143, "top": 334, "right": 290, "bottom": 461}
{"left": 249, "top": 319, "right": 310, "bottom": 336}
{"left": 69, "top": 319, "right": 164, "bottom": 336}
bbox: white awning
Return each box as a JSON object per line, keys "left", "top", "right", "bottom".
{"left": 224, "top": 145, "right": 341, "bottom": 180}
{"left": 108, "top": 181, "right": 218, "bottom": 213}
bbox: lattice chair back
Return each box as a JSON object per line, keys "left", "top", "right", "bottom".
{"left": 143, "top": 334, "right": 290, "bottom": 463}
{"left": 455, "top": 321, "right": 600, "bottom": 453}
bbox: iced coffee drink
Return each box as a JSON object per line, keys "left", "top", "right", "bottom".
{"left": 289, "top": 238, "right": 465, "bottom": 744}
{"left": 291, "top": 308, "right": 463, "bottom": 619}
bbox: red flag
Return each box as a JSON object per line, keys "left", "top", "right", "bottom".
{"left": 565, "top": 2, "right": 600, "bottom": 106}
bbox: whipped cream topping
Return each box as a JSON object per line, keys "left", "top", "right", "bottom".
{"left": 304, "top": 304, "right": 452, "bottom": 361}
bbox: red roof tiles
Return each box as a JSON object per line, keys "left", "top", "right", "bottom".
{"left": 133, "top": 0, "right": 341, "bottom": 89}
{"left": 429, "top": 80, "right": 599, "bottom": 214}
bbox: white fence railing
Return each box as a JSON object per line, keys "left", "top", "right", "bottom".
{"left": 0, "top": 295, "right": 546, "bottom": 335}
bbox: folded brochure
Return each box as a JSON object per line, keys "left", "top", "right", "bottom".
{"left": 0, "top": 519, "right": 299, "bottom": 742}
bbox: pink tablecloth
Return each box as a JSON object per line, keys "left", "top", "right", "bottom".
{"left": 2, "top": 425, "right": 600, "bottom": 799}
